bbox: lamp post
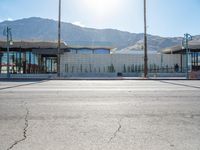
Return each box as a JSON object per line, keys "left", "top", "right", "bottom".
{"left": 3, "top": 27, "right": 13, "bottom": 79}
{"left": 57, "top": 0, "right": 61, "bottom": 77}
{"left": 144, "top": 0, "right": 148, "bottom": 78}
{"left": 182, "top": 33, "right": 192, "bottom": 79}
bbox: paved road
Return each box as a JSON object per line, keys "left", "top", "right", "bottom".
{"left": 0, "top": 80, "right": 200, "bottom": 150}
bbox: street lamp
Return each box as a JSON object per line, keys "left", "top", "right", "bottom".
{"left": 57, "top": 0, "right": 61, "bottom": 77}
{"left": 144, "top": 0, "right": 148, "bottom": 78}
{"left": 182, "top": 33, "right": 192, "bottom": 79}
{"left": 3, "top": 27, "right": 13, "bottom": 79}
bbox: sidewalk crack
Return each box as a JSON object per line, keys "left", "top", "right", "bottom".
{"left": 108, "top": 118, "right": 123, "bottom": 143}
{"left": 7, "top": 104, "right": 29, "bottom": 150}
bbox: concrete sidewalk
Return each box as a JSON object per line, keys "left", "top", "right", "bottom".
{"left": 52, "top": 76, "right": 187, "bottom": 80}
{"left": 0, "top": 76, "right": 187, "bottom": 81}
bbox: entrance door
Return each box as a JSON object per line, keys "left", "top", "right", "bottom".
{"left": 42, "top": 55, "right": 57, "bottom": 73}
{"left": 192, "top": 52, "right": 200, "bottom": 71}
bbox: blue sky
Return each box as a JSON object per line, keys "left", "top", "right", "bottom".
{"left": 0, "top": 0, "right": 200, "bottom": 37}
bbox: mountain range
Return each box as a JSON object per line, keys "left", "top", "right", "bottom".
{"left": 0, "top": 17, "right": 199, "bottom": 53}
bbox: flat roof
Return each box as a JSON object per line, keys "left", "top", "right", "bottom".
{"left": 68, "top": 46, "right": 112, "bottom": 50}
{"left": 0, "top": 41, "right": 67, "bottom": 49}
{"left": 0, "top": 41, "right": 112, "bottom": 50}
{"left": 162, "top": 41, "right": 200, "bottom": 54}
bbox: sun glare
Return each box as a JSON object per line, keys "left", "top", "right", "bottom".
{"left": 83, "top": 0, "right": 120, "bottom": 16}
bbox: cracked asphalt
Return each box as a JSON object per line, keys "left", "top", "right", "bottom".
{"left": 0, "top": 80, "right": 200, "bottom": 150}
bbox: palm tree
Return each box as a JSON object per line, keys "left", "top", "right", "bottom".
{"left": 144, "top": 0, "right": 148, "bottom": 78}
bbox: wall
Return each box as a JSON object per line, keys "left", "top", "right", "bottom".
{"left": 60, "top": 53, "right": 182, "bottom": 77}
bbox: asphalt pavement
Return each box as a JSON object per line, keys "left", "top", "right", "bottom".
{"left": 0, "top": 80, "right": 200, "bottom": 150}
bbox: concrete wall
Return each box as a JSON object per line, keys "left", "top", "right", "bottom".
{"left": 60, "top": 53, "right": 182, "bottom": 77}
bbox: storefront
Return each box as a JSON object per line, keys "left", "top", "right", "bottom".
{"left": 162, "top": 41, "right": 200, "bottom": 72}
{"left": 0, "top": 41, "right": 112, "bottom": 75}
{"left": 0, "top": 41, "right": 63, "bottom": 74}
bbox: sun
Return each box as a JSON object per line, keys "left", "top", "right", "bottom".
{"left": 83, "top": 0, "right": 120, "bottom": 17}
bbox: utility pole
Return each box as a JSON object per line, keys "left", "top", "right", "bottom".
{"left": 57, "top": 0, "right": 61, "bottom": 77}
{"left": 144, "top": 0, "right": 148, "bottom": 78}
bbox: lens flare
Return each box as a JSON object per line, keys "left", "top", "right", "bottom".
{"left": 83, "top": 0, "right": 121, "bottom": 17}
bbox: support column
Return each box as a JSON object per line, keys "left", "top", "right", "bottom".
{"left": 0, "top": 53, "right": 2, "bottom": 74}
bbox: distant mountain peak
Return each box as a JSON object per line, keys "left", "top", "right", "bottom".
{"left": 0, "top": 17, "right": 199, "bottom": 53}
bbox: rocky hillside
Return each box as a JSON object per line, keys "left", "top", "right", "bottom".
{"left": 0, "top": 17, "right": 198, "bottom": 53}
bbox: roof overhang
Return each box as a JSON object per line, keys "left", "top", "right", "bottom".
{"left": 0, "top": 41, "right": 113, "bottom": 51}
{"left": 162, "top": 41, "right": 200, "bottom": 54}
{"left": 0, "top": 41, "right": 67, "bottom": 50}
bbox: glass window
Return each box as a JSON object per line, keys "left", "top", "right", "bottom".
{"left": 69, "top": 49, "right": 77, "bottom": 54}
{"left": 77, "top": 49, "right": 93, "bottom": 54}
{"left": 94, "top": 49, "right": 110, "bottom": 54}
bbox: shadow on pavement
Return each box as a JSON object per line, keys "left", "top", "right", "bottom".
{"left": 0, "top": 80, "right": 49, "bottom": 91}
{"left": 159, "top": 80, "right": 200, "bottom": 89}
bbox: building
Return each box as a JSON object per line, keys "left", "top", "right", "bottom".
{"left": 0, "top": 41, "right": 111, "bottom": 75}
{"left": 163, "top": 41, "right": 200, "bottom": 72}
{"left": 0, "top": 41, "right": 63, "bottom": 74}
{"left": 0, "top": 40, "right": 183, "bottom": 77}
